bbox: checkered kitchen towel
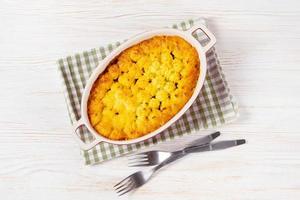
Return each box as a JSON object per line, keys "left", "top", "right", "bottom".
{"left": 58, "top": 19, "right": 238, "bottom": 165}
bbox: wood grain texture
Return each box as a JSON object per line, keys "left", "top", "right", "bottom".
{"left": 1, "top": 0, "right": 300, "bottom": 199}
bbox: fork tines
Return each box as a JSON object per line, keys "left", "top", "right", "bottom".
{"left": 128, "top": 153, "right": 149, "bottom": 167}
{"left": 114, "top": 177, "right": 135, "bottom": 196}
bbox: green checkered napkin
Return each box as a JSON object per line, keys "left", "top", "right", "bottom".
{"left": 58, "top": 19, "right": 238, "bottom": 165}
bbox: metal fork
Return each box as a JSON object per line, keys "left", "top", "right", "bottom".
{"left": 114, "top": 138, "right": 246, "bottom": 196}
{"left": 128, "top": 131, "right": 221, "bottom": 167}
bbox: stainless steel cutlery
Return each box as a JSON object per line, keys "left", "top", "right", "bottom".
{"left": 114, "top": 132, "right": 246, "bottom": 196}
{"left": 128, "top": 131, "right": 221, "bottom": 167}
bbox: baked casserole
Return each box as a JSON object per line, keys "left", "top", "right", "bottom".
{"left": 87, "top": 36, "right": 200, "bottom": 140}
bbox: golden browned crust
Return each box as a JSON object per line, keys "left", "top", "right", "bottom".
{"left": 87, "top": 36, "right": 200, "bottom": 140}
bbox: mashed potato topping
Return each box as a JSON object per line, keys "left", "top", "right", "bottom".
{"left": 87, "top": 36, "right": 200, "bottom": 140}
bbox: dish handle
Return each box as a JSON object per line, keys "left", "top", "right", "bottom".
{"left": 187, "top": 24, "right": 216, "bottom": 53}
{"left": 72, "top": 118, "right": 102, "bottom": 150}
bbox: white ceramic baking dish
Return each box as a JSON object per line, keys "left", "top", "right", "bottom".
{"left": 72, "top": 24, "right": 216, "bottom": 150}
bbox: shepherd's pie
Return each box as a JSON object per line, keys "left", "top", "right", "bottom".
{"left": 87, "top": 36, "right": 200, "bottom": 140}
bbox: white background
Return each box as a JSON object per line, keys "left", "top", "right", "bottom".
{"left": 1, "top": 0, "right": 300, "bottom": 199}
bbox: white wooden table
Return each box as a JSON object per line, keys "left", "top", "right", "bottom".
{"left": 1, "top": 0, "right": 300, "bottom": 199}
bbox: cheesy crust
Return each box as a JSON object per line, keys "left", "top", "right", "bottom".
{"left": 87, "top": 36, "right": 200, "bottom": 140}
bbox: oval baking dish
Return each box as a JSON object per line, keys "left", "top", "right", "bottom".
{"left": 72, "top": 24, "right": 216, "bottom": 150}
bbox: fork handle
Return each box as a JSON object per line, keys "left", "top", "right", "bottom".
{"left": 152, "top": 151, "right": 186, "bottom": 171}
{"left": 183, "top": 144, "right": 210, "bottom": 153}
{"left": 152, "top": 147, "right": 202, "bottom": 171}
{"left": 183, "top": 140, "right": 246, "bottom": 153}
